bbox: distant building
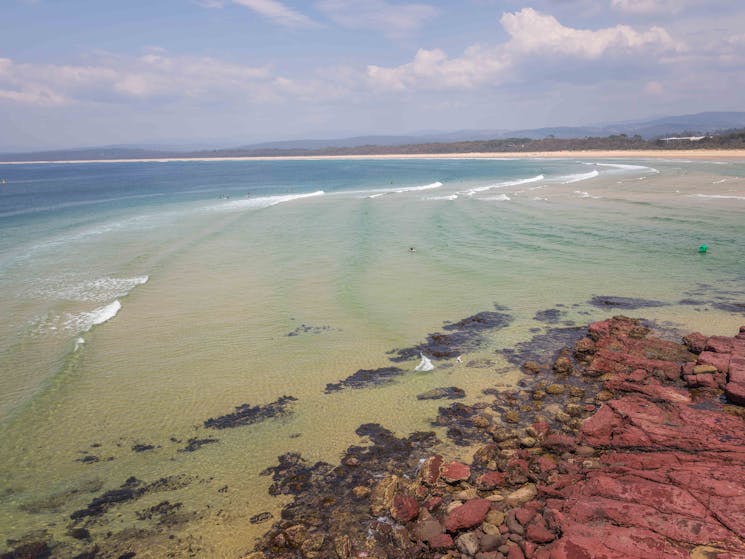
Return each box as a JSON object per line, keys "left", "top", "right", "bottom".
{"left": 659, "top": 136, "right": 707, "bottom": 142}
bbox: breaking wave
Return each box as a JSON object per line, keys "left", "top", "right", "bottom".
{"left": 460, "top": 175, "right": 544, "bottom": 196}
{"left": 691, "top": 194, "right": 745, "bottom": 201}
{"left": 209, "top": 190, "right": 325, "bottom": 211}
{"left": 28, "top": 275, "right": 149, "bottom": 303}
{"left": 561, "top": 170, "right": 599, "bottom": 184}
{"left": 63, "top": 300, "right": 122, "bottom": 334}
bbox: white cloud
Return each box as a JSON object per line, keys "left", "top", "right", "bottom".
{"left": 367, "top": 45, "right": 509, "bottom": 91}
{"left": 0, "top": 53, "right": 336, "bottom": 107}
{"left": 501, "top": 8, "right": 680, "bottom": 58}
{"left": 231, "top": 0, "right": 318, "bottom": 28}
{"left": 367, "top": 8, "right": 682, "bottom": 91}
{"left": 317, "top": 0, "right": 438, "bottom": 36}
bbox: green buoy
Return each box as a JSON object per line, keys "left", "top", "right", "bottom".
{"left": 698, "top": 244, "right": 708, "bottom": 254}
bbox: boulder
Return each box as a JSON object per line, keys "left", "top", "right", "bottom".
{"left": 440, "top": 461, "right": 471, "bottom": 483}
{"left": 444, "top": 499, "right": 491, "bottom": 532}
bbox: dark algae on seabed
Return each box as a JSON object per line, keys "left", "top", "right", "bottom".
{"left": 248, "top": 317, "right": 745, "bottom": 559}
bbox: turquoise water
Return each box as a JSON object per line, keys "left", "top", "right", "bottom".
{"left": 0, "top": 157, "right": 744, "bottom": 557}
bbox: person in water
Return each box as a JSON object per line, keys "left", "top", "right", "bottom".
{"left": 409, "top": 247, "right": 416, "bottom": 253}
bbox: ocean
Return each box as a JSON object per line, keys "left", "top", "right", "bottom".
{"left": 0, "top": 156, "right": 744, "bottom": 557}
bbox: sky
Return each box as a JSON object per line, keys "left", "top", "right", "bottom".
{"left": 1, "top": 0, "right": 744, "bottom": 151}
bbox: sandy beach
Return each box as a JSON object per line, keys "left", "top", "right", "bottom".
{"left": 1, "top": 149, "right": 745, "bottom": 165}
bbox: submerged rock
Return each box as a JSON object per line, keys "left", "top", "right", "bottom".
{"left": 179, "top": 437, "right": 219, "bottom": 452}
{"left": 204, "top": 395, "right": 297, "bottom": 429}
{"left": 324, "top": 367, "right": 405, "bottom": 392}
{"left": 390, "top": 308, "right": 512, "bottom": 362}
{"left": 588, "top": 295, "right": 667, "bottom": 309}
{"left": 416, "top": 387, "right": 466, "bottom": 400}
{"left": 533, "top": 308, "right": 564, "bottom": 324}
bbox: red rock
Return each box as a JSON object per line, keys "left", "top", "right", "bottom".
{"left": 476, "top": 471, "right": 506, "bottom": 491}
{"left": 547, "top": 523, "right": 689, "bottom": 559}
{"left": 428, "top": 533, "right": 454, "bottom": 549}
{"left": 440, "top": 461, "right": 470, "bottom": 483}
{"left": 706, "top": 336, "right": 735, "bottom": 354}
{"left": 542, "top": 433, "right": 576, "bottom": 453}
{"left": 531, "top": 421, "right": 550, "bottom": 438}
{"left": 526, "top": 519, "right": 555, "bottom": 544}
{"left": 687, "top": 373, "right": 717, "bottom": 389}
{"left": 533, "top": 549, "right": 551, "bottom": 559}
{"left": 729, "top": 358, "right": 745, "bottom": 384}
{"left": 390, "top": 493, "right": 419, "bottom": 522}
{"left": 423, "top": 496, "right": 442, "bottom": 511}
{"left": 444, "top": 499, "right": 491, "bottom": 532}
{"left": 537, "top": 455, "right": 557, "bottom": 474}
{"left": 683, "top": 331, "right": 708, "bottom": 353}
{"left": 725, "top": 382, "right": 745, "bottom": 406}
{"left": 514, "top": 505, "right": 537, "bottom": 526}
{"left": 507, "top": 544, "right": 526, "bottom": 559}
{"left": 604, "top": 377, "right": 691, "bottom": 403}
{"left": 419, "top": 454, "right": 443, "bottom": 485}
{"left": 698, "top": 351, "right": 731, "bottom": 374}
{"left": 414, "top": 517, "right": 444, "bottom": 542}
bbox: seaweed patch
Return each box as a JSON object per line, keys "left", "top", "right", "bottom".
{"left": 324, "top": 367, "right": 405, "bottom": 393}
{"left": 588, "top": 295, "right": 667, "bottom": 309}
{"left": 204, "top": 396, "right": 297, "bottom": 429}
{"left": 179, "top": 438, "right": 219, "bottom": 452}
{"left": 389, "top": 309, "right": 513, "bottom": 362}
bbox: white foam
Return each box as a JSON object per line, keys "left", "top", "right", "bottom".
{"left": 395, "top": 181, "right": 443, "bottom": 193}
{"left": 481, "top": 194, "right": 511, "bottom": 201}
{"left": 532, "top": 196, "right": 548, "bottom": 201}
{"left": 208, "top": 190, "right": 324, "bottom": 212}
{"left": 414, "top": 353, "right": 434, "bottom": 372}
{"left": 74, "top": 337, "right": 85, "bottom": 351}
{"left": 30, "top": 275, "right": 149, "bottom": 303}
{"left": 712, "top": 178, "right": 728, "bottom": 184}
{"left": 574, "top": 190, "right": 601, "bottom": 199}
{"left": 425, "top": 194, "right": 458, "bottom": 201}
{"left": 561, "top": 170, "right": 599, "bottom": 184}
{"left": 691, "top": 194, "right": 745, "bottom": 200}
{"left": 460, "top": 174, "right": 544, "bottom": 196}
{"left": 63, "top": 300, "right": 122, "bottom": 333}
{"left": 365, "top": 182, "right": 443, "bottom": 199}
{"left": 595, "top": 162, "right": 659, "bottom": 174}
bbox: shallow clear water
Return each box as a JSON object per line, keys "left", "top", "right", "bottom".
{"left": 0, "top": 157, "right": 744, "bottom": 557}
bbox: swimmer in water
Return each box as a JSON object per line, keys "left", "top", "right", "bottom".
{"left": 409, "top": 247, "right": 416, "bottom": 253}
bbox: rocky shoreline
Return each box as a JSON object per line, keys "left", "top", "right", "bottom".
{"left": 245, "top": 316, "right": 745, "bottom": 559}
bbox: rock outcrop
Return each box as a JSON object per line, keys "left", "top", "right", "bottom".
{"left": 251, "top": 317, "right": 745, "bottom": 559}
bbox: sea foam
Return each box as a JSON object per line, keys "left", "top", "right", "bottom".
{"left": 691, "top": 194, "right": 745, "bottom": 200}
{"left": 368, "top": 182, "right": 443, "bottom": 198}
{"left": 425, "top": 194, "right": 458, "bottom": 201}
{"left": 595, "top": 163, "right": 659, "bottom": 174}
{"left": 482, "top": 194, "right": 511, "bottom": 201}
{"left": 395, "top": 181, "right": 443, "bottom": 193}
{"left": 461, "top": 174, "right": 544, "bottom": 196}
{"left": 561, "top": 170, "right": 599, "bottom": 184}
{"left": 64, "top": 300, "right": 122, "bottom": 333}
{"left": 210, "top": 190, "right": 325, "bottom": 211}
{"left": 31, "top": 275, "right": 149, "bottom": 303}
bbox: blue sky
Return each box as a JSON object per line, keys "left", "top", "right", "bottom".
{"left": 1, "top": 0, "right": 744, "bottom": 150}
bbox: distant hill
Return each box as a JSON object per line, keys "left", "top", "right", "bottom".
{"left": 2, "top": 111, "right": 744, "bottom": 162}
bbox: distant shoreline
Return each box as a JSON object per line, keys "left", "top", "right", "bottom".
{"left": 1, "top": 149, "right": 745, "bottom": 165}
